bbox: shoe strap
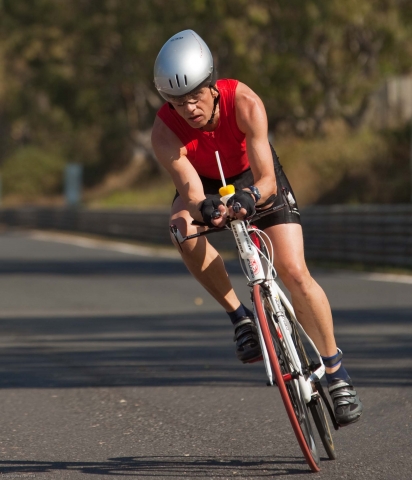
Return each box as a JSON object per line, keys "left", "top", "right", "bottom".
{"left": 233, "top": 318, "right": 257, "bottom": 345}
{"left": 332, "top": 389, "right": 358, "bottom": 399}
{"left": 234, "top": 317, "right": 253, "bottom": 331}
{"left": 328, "top": 379, "right": 352, "bottom": 393}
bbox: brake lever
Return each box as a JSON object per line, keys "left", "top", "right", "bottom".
{"left": 169, "top": 224, "right": 184, "bottom": 252}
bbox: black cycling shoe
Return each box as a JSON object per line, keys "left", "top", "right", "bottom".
{"left": 328, "top": 379, "right": 363, "bottom": 426}
{"left": 233, "top": 316, "right": 262, "bottom": 363}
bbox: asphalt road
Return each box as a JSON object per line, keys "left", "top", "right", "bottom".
{"left": 0, "top": 229, "right": 411, "bottom": 480}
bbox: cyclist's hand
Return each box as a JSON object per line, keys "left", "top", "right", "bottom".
{"left": 227, "top": 189, "right": 256, "bottom": 220}
{"left": 199, "top": 196, "right": 227, "bottom": 228}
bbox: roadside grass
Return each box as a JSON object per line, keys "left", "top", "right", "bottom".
{"left": 86, "top": 177, "right": 176, "bottom": 208}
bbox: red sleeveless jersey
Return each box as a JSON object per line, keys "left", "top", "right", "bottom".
{"left": 156, "top": 79, "right": 250, "bottom": 179}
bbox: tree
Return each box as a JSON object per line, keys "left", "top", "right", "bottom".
{"left": 0, "top": 0, "right": 411, "bottom": 194}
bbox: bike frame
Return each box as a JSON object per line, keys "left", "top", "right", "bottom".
{"left": 241, "top": 226, "right": 325, "bottom": 404}
{"left": 170, "top": 203, "right": 326, "bottom": 405}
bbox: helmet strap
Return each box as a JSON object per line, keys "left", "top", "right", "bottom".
{"left": 207, "top": 86, "right": 220, "bottom": 124}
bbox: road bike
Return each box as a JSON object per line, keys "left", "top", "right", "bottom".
{"left": 170, "top": 188, "right": 340, "bottom": 472}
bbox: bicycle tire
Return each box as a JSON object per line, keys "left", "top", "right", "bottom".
{"left": 282, "top": 299, "right": 337, "bottom": 460}
{"left": 308, "top": 392, "right": 336, "bottom": 459}
{"left": 253, "top": 284, "right": 320, "bottom": 472}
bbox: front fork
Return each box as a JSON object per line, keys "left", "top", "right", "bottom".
{"left": 253, "top": 282, "right": 315, "bottom": 404}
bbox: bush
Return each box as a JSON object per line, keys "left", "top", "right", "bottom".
{"left": 1, "top": 146, "right": 66, "bottom": 198}
{"left": 274, "top": 126, "right": 410, "bottom": 206}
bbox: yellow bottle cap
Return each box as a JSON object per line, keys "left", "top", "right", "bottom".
{"left": 219, "top": 184, "right": 235, "bottom": 196}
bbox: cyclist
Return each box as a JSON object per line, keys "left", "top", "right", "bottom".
{"left": 151, "top": 29, "right": 363, "bottom": 427}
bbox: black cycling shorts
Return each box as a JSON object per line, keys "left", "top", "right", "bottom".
{"left": 172, "top": 144, "right": 301, "bottom": 230}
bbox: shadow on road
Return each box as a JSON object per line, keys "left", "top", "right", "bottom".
{"left": 0, "top": 308, "right": 410, "bottom": 389}
{"left": 0, "top": 455, "right": 312, "bottom": 477}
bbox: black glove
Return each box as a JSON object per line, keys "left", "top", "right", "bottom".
{"left": 226, "top": 189, "right": 256, "bottom": 217}
{"left": 199, "top": 195, "right": 224, "bottom": 227}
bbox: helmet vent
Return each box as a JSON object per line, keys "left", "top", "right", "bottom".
{"left": 168, "top": 79, "right": 173, "bottom": 89}
{"left": 184, "top": 75, "right": 187, "bottom": 86}
{"left": 175, "top": 74, "right": 180, "bottom": 87}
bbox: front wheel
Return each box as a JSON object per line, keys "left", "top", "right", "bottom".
{"left": 253, "top": 284, "right": 320, "bottom": 472}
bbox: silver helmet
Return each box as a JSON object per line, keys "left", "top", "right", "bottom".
{"left": 154, "top": 29, "right": 215, "bottom": 101}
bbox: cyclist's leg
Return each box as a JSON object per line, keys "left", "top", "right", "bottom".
{"left": 170, "top": 195, "right": 239, "bottom": 311}
{"left": 265, "top": 222, "right": 337, "bottom": 358}
{"left": 263, "top": 222, "right": 363, "bottom": 425}
{"left": 252, "top": 145, "right": 342, "bottom": 363}
{"left": 250, "top": 145, "right": 362, "bottom": 424}
{"left": 170, "top": 196, "right": 261, "bottom": 362}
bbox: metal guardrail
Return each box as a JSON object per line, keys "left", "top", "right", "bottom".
{"left": 302, "top": 204, "right": 412, "bottom": 267}
{"left": 1, "top": 205, "right": 412, "bottom": 267}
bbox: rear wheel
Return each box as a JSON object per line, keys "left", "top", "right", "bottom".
{"left": 271, "top": 312, "right": 321, "bottom": 466}
{"left": 284, "top": 300, "right": 337, "bottom": 460}
{"left": 308, "top": 391, "right": 336, "bottom": 459}
{"left": 253, "top": 284, "right": 320, "bottom": 472}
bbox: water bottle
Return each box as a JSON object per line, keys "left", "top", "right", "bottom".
{"left": 219, "top": 184, "right": 235, "bottom": 206}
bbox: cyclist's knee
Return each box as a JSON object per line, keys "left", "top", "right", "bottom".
{"left": 277, "top": 262, "right": 312, "bottom": 294}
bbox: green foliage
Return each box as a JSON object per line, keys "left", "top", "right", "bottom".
{"left": 1, "top": 146, "right": 65, "bottom": 197}
{"left": 0, "top": 0, "right": 411, "bottom": 201}
{"left": 88, "top": 178, "right": 176, "bottom": 208}
{"left": 90, "top": 124, "right": 412, "bottom": 207}
{"left": 275, "top": 124, "right": 411, "bottom": 205}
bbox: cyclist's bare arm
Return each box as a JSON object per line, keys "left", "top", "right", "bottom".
{"left": 151, "top": 116, "right": 226, "bottom": 228}
{"left": 235, "top": 82, "right": 277, "bottom": 203}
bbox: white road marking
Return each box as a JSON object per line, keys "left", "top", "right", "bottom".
{"left": 364, "top": 272, "right": 412, "bottom": 284}
{"left": 28, "top": 231, "right": 181, "bottom": 259}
